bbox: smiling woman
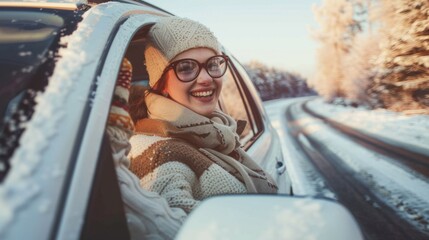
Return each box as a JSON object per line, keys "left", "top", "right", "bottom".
{"left": 126, "top": 16, "right": 278, "bottom": 214}
{"left": 159, "top": 48, "right": 225, "bottom": 117}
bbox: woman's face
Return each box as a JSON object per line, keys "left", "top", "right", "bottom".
{"left": 163, "top": 47, "right": 223, "bottom": 117}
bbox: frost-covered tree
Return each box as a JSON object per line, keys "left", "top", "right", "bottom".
{"left": 309, "top": 0, "right": 362, "bottom": 101}
{"left": 244, "top": 61, "right": 315, "bottom": 101}
{"left": 370, "top": 0, "right": 429, "bottom": 111}
{"left": 341, "top": 32, "right": 380, "bottom": 103}
{"left": 245, "top": 61, "right": 272, "bottom": 100}
{"left": 339, "top": 0, "right": 380, "bottom": 104}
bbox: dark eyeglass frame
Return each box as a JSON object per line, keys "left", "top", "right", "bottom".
{"left": 164, "top": 55, "right": 230, "bottom": 82}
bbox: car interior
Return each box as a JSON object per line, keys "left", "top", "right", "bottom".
{"left": 124, "top": 24, "right": 153, "bottom": 87}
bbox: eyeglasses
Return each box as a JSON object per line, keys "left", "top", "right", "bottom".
{"left": 164, "top": 55, "right": 229, "bottom": 82}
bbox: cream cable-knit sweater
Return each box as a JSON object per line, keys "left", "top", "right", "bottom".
{"left": 128, "top": 134, "right": 247, "bottom": 213}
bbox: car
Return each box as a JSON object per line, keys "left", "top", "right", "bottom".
{"left": 0, "top": 1, "right": 363, "bottom": 240}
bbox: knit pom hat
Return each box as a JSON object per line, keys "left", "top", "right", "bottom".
{"left": 145, "top": 16, "right": 221, "bottom": 87}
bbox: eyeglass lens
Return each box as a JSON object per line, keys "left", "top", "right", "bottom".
{"left": 174, "top": 56, "right": 227, "bottom": 82}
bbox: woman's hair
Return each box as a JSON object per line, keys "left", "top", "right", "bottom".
{"left": 129, "top": 85, "right": 148, "bottom": 123}
{"left": 129, "top": 75, "right": 167, "bottom": 124}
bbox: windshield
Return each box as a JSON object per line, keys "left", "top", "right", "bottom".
{"left": 0, "top": 6, "right": 87, "bottom": 182}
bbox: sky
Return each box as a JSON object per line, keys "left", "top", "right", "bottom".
{"left": 144, "top": 0, "right": 321, "bottom": 78}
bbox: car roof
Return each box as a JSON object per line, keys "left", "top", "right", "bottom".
{"left": 0, "top": 1, "right": 80, "bottom": 10}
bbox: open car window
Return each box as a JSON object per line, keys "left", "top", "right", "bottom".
{"left": 220, "top": 68, "right": 254, "bottom": 143}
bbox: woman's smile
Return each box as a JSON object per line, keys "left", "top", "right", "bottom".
{"left": 190, "top": 89, "right": 214, "bottom": 98}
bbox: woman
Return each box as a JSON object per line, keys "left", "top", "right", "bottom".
{"left": 128, "top": 16, "right": 278, "bottom": 214}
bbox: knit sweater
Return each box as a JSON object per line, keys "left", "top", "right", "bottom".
{"left": 128, "top": 134, "right": 247, "bottom": 213}
{"left": 128, "top": 92, "right": 278, "bottom": 213}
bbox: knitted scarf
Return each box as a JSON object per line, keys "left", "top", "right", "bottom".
{"left": 134, "top": 92, "right": 278, "bottom": 194}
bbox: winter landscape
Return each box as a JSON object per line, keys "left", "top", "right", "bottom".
{"left": 0, "top": 0, "right": 428, "bottom": 239}
{"left": 245, "top": 2, "right": 429, "bottom": 239}
{"left": 263, "top": 97, "right": 429, "bottom": 239}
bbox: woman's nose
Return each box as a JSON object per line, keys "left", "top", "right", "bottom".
{"left": 195, "top": 68, "right": 213, "bottom": 84}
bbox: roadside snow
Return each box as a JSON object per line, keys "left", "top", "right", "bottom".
{"left": 307, "top": 98, "right": 429, "bottom": 151}
{"left": 264, "top": 97, "right": 429, "bottom": 231}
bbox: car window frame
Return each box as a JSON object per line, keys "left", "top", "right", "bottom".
{"left": 54, "top": 7, "right": 169, "bottom": 239}
{"left": 220, "top": 54, "right": 265, "bottom": 150}
{"left": 78, "top": 18, "right": 160, "bottom": 240}
{"left": 218, "top": 65, "right": 256, "bottom": 143}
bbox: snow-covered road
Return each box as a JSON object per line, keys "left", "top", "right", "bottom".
{"left": 264, "top": 97, "right": 429, "bottom": 239}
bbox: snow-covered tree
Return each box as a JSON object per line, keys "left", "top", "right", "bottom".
{"left": 309, "top": 0, "right": 362, "bottom": 101}
{"left": 341, "top": 32, "right": 380, "bottom": 103}
{"left": 244, "top": 61, "right": 315, "bottom": 101}
{"left": 308, "top": 0, "right": 428, "bottom": 112}
{"left": 370, "top": 0, "right": 429, "bottom": 111}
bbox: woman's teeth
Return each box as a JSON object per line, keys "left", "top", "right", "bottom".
{"left": 191, "top": 90, "right": 213, "bottom": 97}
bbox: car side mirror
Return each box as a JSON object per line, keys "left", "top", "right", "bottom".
{"left": 176, "top": 195, "right": 363, "bottom": 240}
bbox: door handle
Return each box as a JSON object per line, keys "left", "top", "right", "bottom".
{"left": 276, "top": 161, "right": 286, "bottom": 175}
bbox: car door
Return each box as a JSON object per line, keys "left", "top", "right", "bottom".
{"left": 0, "top": 2, "right": 169, "bottom": 239}
{"left": 54, "top": 3, "right": 171, "bottom": 239}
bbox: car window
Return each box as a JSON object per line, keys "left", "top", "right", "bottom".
{"left": 230, "top": 57, "right": 265, "bottom": 133}
{"left": 220, "top": 67, "right": 255, "bottom": 144}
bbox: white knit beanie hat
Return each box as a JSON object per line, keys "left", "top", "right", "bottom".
{"left": 145, "top": 16, "right": 221, "bottom": 87}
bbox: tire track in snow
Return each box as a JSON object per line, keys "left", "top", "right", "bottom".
{"left": 286, "top": 101, "right": 429, "bottom": 240}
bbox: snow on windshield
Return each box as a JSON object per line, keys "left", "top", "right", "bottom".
{"left": 0, "top": 2, "right": 99, "bottom": 234}
{"left": 0, "top": 1, "right": 163, "bottom": 235}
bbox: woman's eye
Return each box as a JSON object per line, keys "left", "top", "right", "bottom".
{"left": 208, "top": 61, "right": 221, "bottom": 70}
{"left": 177, "top": 61, "right": 196, "bottom": 73}
{"left": 208, "top": 58, "right": 225, "bottom": 69}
